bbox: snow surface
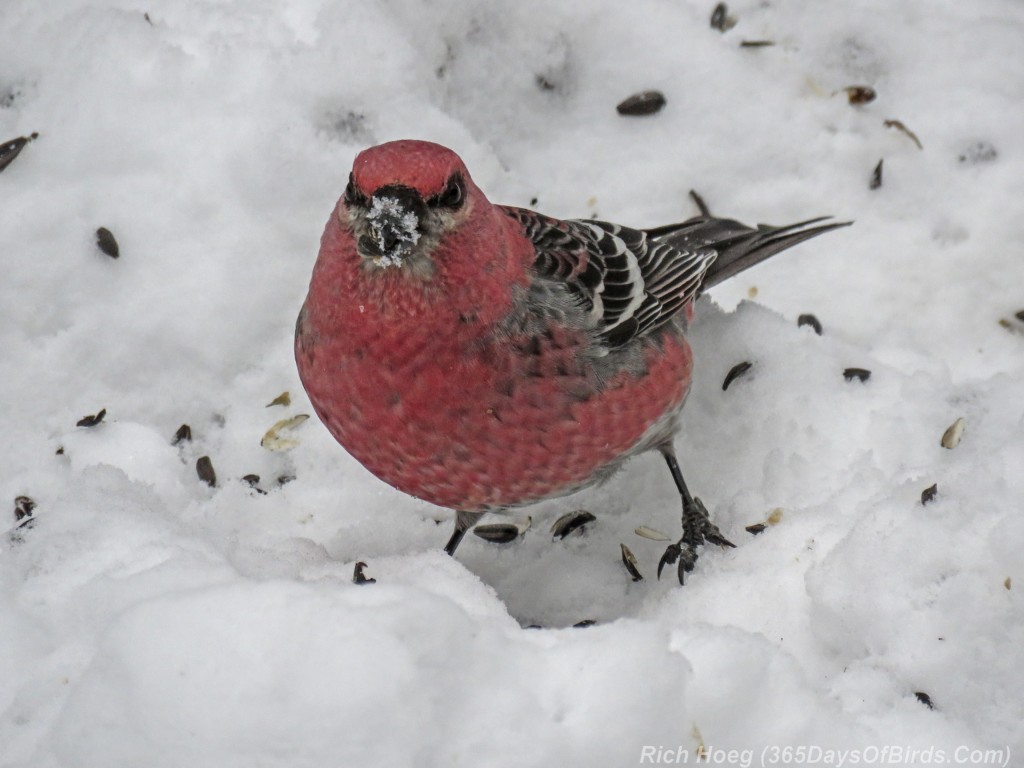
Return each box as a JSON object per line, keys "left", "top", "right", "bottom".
{"left": 2, "top": 1, "right": 1023, "bottom": 766}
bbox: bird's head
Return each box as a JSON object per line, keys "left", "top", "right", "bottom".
{"left": 342, "top": 140, "right": 475, "bottom": 277}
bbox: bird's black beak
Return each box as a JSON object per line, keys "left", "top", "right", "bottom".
{"left": 362, "top": 185, "right": 426, "bottom": 267}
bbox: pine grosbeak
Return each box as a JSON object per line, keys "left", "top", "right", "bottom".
{"left": 296, "top": 140, "right": 848, "bottom": 583}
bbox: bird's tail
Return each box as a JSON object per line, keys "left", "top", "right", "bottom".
{"left": 648, "top": 216, "right": 852, "bottom": 291}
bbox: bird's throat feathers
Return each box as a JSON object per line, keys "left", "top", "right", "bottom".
{"left": 307, "top": 201, "right": 533, "bottom": 346}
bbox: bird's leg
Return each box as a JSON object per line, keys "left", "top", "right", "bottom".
{"left": 657, "top": 446, "right": 735, "bottom": 584}
{"left": 444, "top": 510, "right": 485, "bottom": 556}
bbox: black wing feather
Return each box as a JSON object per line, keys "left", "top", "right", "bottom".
{"left": 500, "top": 207, "right": 717, "bottom": 349}
{"left": 501, "top": 206, "right": 850, "bottom": 349}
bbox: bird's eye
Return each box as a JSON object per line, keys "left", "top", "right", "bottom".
{"left": 435, "top": 176, "right": 464, "bottom": 210}
{"left": 344, "top": 174, "right": 368, "bottom": 207}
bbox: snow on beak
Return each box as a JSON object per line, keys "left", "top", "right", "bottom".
{"left": 362, "top": 185, "right": 424, "bottom": 267}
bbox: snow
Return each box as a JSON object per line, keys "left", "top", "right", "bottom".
{"left": 365, "top": 192, "right": 422, "bottom": 267}
{"left": 2, "top": 0, "right": 1022, "bottom": 766}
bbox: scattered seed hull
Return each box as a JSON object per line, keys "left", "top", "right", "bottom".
{"left": 551, "top": 510, "right": 596, "bottom": 539}
{"left": 353, "top": 561, "right": 376, "bottom": 585}
{"left": 196, "top": 456, "right": 217, "bottom": 487}
{"left": 472, "top": 523, "right": 521, "bottom": 544}
{"left": 940, "top": 417, "right": 965, "bottom": 449}
{"left": 620, "top": 543, "right": 643, "bottom": 581}
{"left": 722, "top": 361, "right": 752, "bottom": 391}
{"left": 798, "top": 314, "right": 823, "bottom": 335}
{"left": 96, "top": 227, "right": 120, "bottom": 258}
{"left": 76, "top": 409, "right": 107, "bottom": 427}
{"left": 845, "top": 85, "right": 876, "bottom": 105}
{"left": 616, "top": 91, "right": 666, "bottom": 116}
{"left": 261, "top": 414, "right": 310, "bottom": 451}
{"left": 870, "top": 159, "right": 884, "bottom": 190}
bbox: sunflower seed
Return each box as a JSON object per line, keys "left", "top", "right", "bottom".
{"left": 0, "top": 133, "right": 36, "bottom": 174}
{"left": 10, "top": 496, "right": 36, "bottom": 540}
{"left": 472, "top": 523, "right": 521, "bottom": 544}
{"left": 172, "top": 423, "right": 192, "bottom": 445}
{"left": 921, "top": 483, "right": 938, "bottom": 505}
{"left": 261, "top": 414, "right": 310, "bottom": 451}
{"left": 634, "top": 525, "right": 671, "bottom": 541}
{"left": 870, "top": 159, "right": 883, "bottom": 190}
{"left": 620, "top": 543, "right": 643, "bottom": 581}
{"left": 940, "top": 417, "right": 965, "bottom": 449}
{"left": 844, "top": 367, "right": 871, "bottom": 382}
{"left": 844, "top": 85, "right": 876, "bottom": 104}
{"left": 710, "top": 3, "right": 736, "bottom": 31}
{"left": 14, "top": 495, "right": 36, "bottom": 523}
{"left": 616, "top": 90, "right": 666, "bottom": 116}
{"left": 241, "top": 474, "right": 267, "bottom": 494}
{"left": 722, "top": 361, "right": 752, "bottom": 390}
{"left": 1006, "top": 577, "right": 1012, "bottom": 590}
{"left": 95, "top": 227, "right": 119, "bottom": 259}
{"left": 914, "top": 691, "right": 935, "bottom": 710}
{"left": 798, "top": 314, "right": 823, "bottom": 334}
{"left": 551, "top": 510, "right": 596, "bottom": 539}
{"left": 196, "top": 456, "right": 217, "bottom": 487}
{"left": 1016, "top": 310, "right": 1024, "bottom": 323}
{"left": 573, "top": 619, "right": 596, "bottom": 628}
{"left": 353, "top": 561, "right": 376, "bottom": 585}
{"left": 535, "top": 74, "right": 556, "bottom": 92}
{"left": 739, "top": 40, "right": 774, "bottom": 47}
{"left": 745, "top": 523, "right": 766, "bottom": 536}
{"left": 277, "top": 474, "right": 296, "bottom": 486}
{"left": 76, "top": 408, "right": 106, "bottom": 427}
{"left": 884, "top": 119, "right": 923, "bottom": 150}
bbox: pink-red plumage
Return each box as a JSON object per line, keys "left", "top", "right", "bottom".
{"left": 296, "top": 178, "right": 693, "bottom": 510}
{"left": 296, "top": 140, "right": 848, "bottom": 577}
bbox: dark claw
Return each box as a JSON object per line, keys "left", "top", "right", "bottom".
{"left": 677, "top": 544, "right": 698, "bottom": 574}
{"left": 688, "top": 497, "right": 735, "bottom": 548}
{"left": 703, "top": 527, "right": 736, "bottom": 548}
{"left": 671, "top": 544, "right": 699, "bottom": 585}
{"left": 657, "top": 543, "right": 680, "bottom": 580}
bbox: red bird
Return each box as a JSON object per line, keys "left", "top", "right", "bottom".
{"left": 296, "top": 140, "right": 848, "bottom": 583}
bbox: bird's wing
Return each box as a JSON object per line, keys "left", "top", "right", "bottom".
{"left": 501, "top": 207, "right": 718, "bottom": 348}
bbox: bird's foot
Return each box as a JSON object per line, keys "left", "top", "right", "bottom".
{"left": 657, "top": 496, "right": 735, "bottom": 584}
